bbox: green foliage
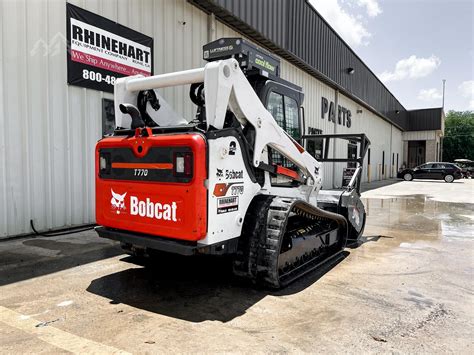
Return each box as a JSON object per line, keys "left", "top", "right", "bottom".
{"left": 443, "top": 110, "right": 474, "bottom": 162}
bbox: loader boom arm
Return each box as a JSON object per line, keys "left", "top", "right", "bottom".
{"left": 114, "top": 58, "right": 322, "bottom": 193}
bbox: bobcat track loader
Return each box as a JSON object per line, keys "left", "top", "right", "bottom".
{"left": 95, "top": 38, "right": 369, "bottom": 288}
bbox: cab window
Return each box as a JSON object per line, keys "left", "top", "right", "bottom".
{"left": 284, "top": 96, "right": 300, "bottom": 140}
{"left": 267, "top": 92, "right": 285, "bottom": 129}
{"left": 266, "top": 92, "right": 300, "bottom": 140}
{"left": 266, "top": 91, "right": 301, "bottom": 176}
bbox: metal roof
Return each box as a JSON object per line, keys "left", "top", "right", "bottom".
{"left": 189, "top": 0, "right": 443, "bottom": 132}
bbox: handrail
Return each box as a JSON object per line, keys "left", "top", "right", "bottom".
{"left": 301, "top": 133, "right": 371, "bottom": 194}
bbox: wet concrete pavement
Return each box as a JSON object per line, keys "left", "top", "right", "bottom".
{"left": 0, "top": 180, "right": 473, "bottom": 353}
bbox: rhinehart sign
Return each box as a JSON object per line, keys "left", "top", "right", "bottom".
{"left": 66, "top": 3, "right": 153, "bottom": 92}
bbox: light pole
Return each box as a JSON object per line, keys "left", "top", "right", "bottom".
{"left": 442, "top": 79, "right": 446, "bottom": 109}
{"left": 441, "top": 79, "right": 446, "bottom": 161}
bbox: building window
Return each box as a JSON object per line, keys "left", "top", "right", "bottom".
{"left": 306, "top": 127, "right": 323, "bottom": 159}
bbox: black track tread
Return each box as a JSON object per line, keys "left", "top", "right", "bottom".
{"left": 232, "top": 195, "right": 275, "bottom": 281}
{"left": 257, "top": 197, "right": 292, "bottom": 288}
{"left": 233, "top": 195, "right": 348, "bottom": 289}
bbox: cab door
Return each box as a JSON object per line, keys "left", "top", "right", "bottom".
{"left": 260, "top": 81, "right": 304, "bottom": 142}
{"left": 266, "top": 91, "right": 301, "bottom": 139}
{"left": 259, "top": 80, "right": 304, "bottom": 185}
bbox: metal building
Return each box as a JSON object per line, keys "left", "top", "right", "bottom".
{"left": 0, "top": 0, "right": 444, "bottom": 238}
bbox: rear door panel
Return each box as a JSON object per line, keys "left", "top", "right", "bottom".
{"left": 95, "top": 133, "right": 208, "bottom": 241}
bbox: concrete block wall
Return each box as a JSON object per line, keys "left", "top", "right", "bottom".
{"left": 426, "top": 140, "right": 437, "bottom": 162}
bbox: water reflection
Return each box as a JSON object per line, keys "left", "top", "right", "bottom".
{"left": 363, "top": 195, "right": 473, "bottom": 241}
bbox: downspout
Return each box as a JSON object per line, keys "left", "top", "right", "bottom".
{"left": 390, "top": 124, "right": 393, "bottom": 178}
{"left": 208, "top": 12, "right": 216, "bottom": 42}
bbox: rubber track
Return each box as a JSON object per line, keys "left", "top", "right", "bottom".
{"left": 233, "top": 195, "right": 347, "bottom": 289}
{"left": 232, "top": 195, "right": 275, "bottom": 281}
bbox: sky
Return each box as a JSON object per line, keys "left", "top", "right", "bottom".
{"left": 308, "top": 0, "right": 474, "bottom": 112}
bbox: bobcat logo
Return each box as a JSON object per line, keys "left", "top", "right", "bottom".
{"left": 111, "top": 189, "right": 127, "bottom": 214}
{"left": 216, "top": 168, "right": 224, "bottom": 178}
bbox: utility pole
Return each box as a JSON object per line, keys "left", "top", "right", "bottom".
{"left": 442, "top": 79, "right": 446, "bottom": 109}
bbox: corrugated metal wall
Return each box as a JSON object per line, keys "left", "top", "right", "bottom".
{"left": 408, "top": 108, "right": 443, "bottom": 131}
{"left": 391, "top": 127, "right": 403, "bottom": 174}
{"left": 0, "top": 0, "right": 404, "bottom": 237}
{"left": 337, "top": 93, "right": 402, "bottom": 183}
{"left": 0, "top": 0, "right": 209, "bottom": 237}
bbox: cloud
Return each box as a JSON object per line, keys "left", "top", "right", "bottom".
{"left": 458, "top": 80, "right": 474, "bottom": 109}
{"left": 458, "top": 80, "right": 474, "bottom": 98}
{"left": 417, "top": 88, "right": 442, "bottom": 101}
{"left": 357, "top": 0, "right": 382, "bottom": 17}
{"left": 309, "top": 0, "right": 373, "bottom": 47}
{"left": 379, "top": 55, "right": 441, "bottom": 82}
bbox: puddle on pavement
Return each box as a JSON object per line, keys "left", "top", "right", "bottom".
{"left": 362, "top": 194, "right": 474, "bottom": 242}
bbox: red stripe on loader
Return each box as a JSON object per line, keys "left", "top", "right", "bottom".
{"left": 275, "top": 165, "right": 300, "bottom": 180}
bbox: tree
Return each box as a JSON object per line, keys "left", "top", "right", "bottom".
{"left": 442, "top": 110, "right": 474, "bottom": 162}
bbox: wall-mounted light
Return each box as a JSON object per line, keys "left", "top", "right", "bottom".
{"left": 356, "top": 109, "right": 363, "bottom": 114}
{"left": 347, "top": 67, "right": 355, "bottom": 75}
{"left": 395, "top": 110, "right": 400, "bottom": 114}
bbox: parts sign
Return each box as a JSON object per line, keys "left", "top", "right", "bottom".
{"left": 67, "top": 3, "right": 153, "bottom": 92}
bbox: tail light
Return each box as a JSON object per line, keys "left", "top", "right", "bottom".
{"left": 99, "top": 151, "right": 111, "bottom": 175}
{"left": 173, "top": 151, "right": 193, "bottom": 177}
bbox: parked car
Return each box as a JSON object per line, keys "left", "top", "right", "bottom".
{"left": 397, "top": 162, "right": 462, "bottom": 183}
{"left": 454, "top": 159, "right": 474, "bottom": 178}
